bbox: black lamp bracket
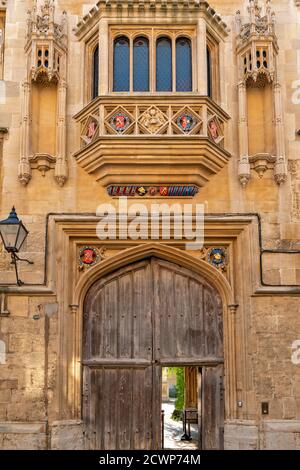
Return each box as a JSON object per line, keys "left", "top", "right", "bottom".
{"left": 10, "top": 252, "right": 34, "bottom": 286}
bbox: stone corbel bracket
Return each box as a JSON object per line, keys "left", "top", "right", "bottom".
{"left": 28, "top": 153, "right": 56, "bottom": 176}
{"left": 249, "top": 153, "right": 276, "bottom": 179}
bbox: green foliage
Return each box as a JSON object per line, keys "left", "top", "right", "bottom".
{"left": 169, "top": 367, "right": 185, "bottom": 421}
{"left": 175, "top": 367, "right": 185, "bottom": 411}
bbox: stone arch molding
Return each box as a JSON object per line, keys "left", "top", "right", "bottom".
{"left": 73, "top": 242, "right": 235, "bottom": 309}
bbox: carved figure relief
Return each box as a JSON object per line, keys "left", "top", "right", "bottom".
{"left": 139, "top": 107, "right": 167, "bottom": 134}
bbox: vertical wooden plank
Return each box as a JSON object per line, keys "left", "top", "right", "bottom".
{"left": 91, "top": 296, "right": 101, "bottom": 358}
{"left": 174, "top": 271, "right": 190, "bottom": 358}
{"left": 198, "top": 368, "right": 202, "bottom": 450}
{"left": 202, "top": 365, "right": 224, "bottom": 450}
{"left": 118, "top": 274, "right": 133, "bottom": 359}
{"left": 189, "top": 279, "right": 204, "bottom": 358}
{"left": 133, "top": 264, "right": 152, "bottom": 360}
{"left": 103, "top": 368, "right": 118, "bottom": 449}
{"left": 216, "top": 295, "right": 224, "bottom": 359}
{"left": 203, "top": 286, "right": 217, "bottom": 357}
{"left": 117, "top": 368, "right": 132, "bottom": 449}
{"left": 132, "top": 367, "right": 154, "bottom": 450}
{"left": 103, "top": 280, "right": 118, "bottom": 359}
{"left": 151, "top": 364, "right": 162, "bottom": 450}
{"left": 132, "top": 368, "right": 141, "bottom": 449}
{"left": 152, "top": 258, "right": 161, "bottom": 362}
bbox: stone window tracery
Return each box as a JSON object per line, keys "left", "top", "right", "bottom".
{"left": 110, "top": 29, "right": 196, "bottom": 94}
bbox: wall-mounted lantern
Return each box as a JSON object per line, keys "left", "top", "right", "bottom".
{"left": 0, "top": 207, "right": 34, "bottom": 286}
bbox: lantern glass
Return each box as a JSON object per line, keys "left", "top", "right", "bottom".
{"left": 15, "top": 223, "right": 28, "bottom": 251}
{"left": 0, "top": 223, "right": 20, "bottom": 252}
{"left": 0, "top": 208, "right": 29, "bottom": 253}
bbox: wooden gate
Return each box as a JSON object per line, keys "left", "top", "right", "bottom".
{"left": 82, "top": 258, "right": 224, "bottom": 450}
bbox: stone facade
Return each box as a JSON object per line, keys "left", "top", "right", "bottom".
{"left": 0, "top": 0, "right": 299, "bottom": 450}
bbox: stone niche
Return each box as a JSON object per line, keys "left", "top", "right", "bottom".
{"left": 236, "top": 0, "right": 287, "bottom": 186}
{"left": 18, "top": 0, "right": 68, "bottom": 187}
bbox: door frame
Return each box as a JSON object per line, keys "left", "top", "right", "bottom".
{"left": 73, "top": 243, "right": 236, "bottom": 423}
{"left": 81, "top": 252, "right": 229, "bottom": 449}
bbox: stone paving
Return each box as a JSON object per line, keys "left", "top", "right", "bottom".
{"left": 162, "top": 401, "right": 198, "bottom": 450}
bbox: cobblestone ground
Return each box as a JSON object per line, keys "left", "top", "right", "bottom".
{"left": 162, "top": 401, "right": 198, "bottom": 450}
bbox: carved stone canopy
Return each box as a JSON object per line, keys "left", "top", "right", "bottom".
{"left": 27, "top": 0, "right": 67, "bottom": 45}
{"left": 26, "top": 0, "right": 67, "bottom": 83}
{"left": 236, "top": 0, "right": 278, "bottom": 85}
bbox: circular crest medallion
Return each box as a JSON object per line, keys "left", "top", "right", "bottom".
{"left": 110, "top": 113, "right": 130, "bottom": 133}
{"left": 79, "top": 246, "right": 100, "bottom": 267}
{"left": 207, "top": 247, "right": 227, "bottom": 269}
{"left": 177, "top": 114, "right": 195, "bottom": 133}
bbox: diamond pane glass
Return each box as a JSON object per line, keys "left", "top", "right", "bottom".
{"left": 92, "top": 45, "right": 99, "bottom": 99}
{"left": 156, "top": 37, "right": 172, "bottom": 92}
{"left": 113, "top": 36, "right": 130, "bottom": 92}
{"left": 133, "top": 37, "right": 149, "bottom": 92}
{"left": 176, "top": 37, "right": 192, "bottom": 92}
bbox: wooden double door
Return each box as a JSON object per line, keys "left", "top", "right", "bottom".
{"left": 82, "top": 257, "right": 224, "bottom": 450}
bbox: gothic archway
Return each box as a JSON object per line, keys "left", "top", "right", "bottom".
{"left": 67, "top": 244, "right": 236, "bottom": 442}
{"left": 80, "top": 247, "right": 233, "bottom": 450}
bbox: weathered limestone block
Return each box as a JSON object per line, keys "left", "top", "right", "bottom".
{"left": 283, "top": 398, "right": 297, "bottom": 420}
{"left": 0, "top": 390, "right": 11, "bottom": 404}
{"left": 0, "top": 379, "right": 18, "bottom": 390}
{"left": 262, "top": 420, "right": 300, "bottom": 450}
{"left": 0, "top": 423, "right": 46, "bottom": 450}
{"left": 51, "top": 420, "right": 84, "bottom": 450}
{"left": 224, "top": 421, "right": 259, "bottom": 450}
{"left": 7, "top": 297, "right": 29, "bottom": 317}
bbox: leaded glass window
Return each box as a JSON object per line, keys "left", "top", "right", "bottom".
{"left": 176, "top": 37, "right": 192, "bottom": 92}
{"left": 113, "top": 36, "right": 130, "bottom": 92}
{"left": 156, "top": 37, "right": 172, "bottom": 92}
{"left": 133, "top": 37, "right": 149, "bottom": 92}
{"left": 92, "top": 45, "right": 99, "bottom": 99}
{"left": 207, "top": 46, "right": 212, "bottom": 98}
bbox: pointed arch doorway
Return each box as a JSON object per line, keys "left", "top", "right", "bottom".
{"left": 82, "top": 257, "right": 224, "bottom": 450}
